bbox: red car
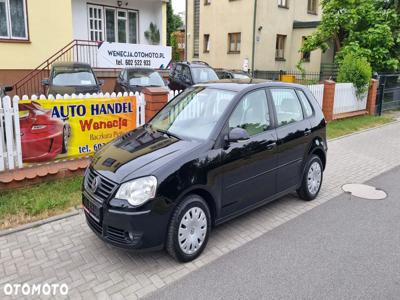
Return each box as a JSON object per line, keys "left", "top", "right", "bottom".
{"left": 19, "top": 102, "right": 70, "bottom": 163}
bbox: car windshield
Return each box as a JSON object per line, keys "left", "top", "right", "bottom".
{"left": 128, "top": 70, "right": 165, "bottom": 87}
{"left": 52, "top": 67, "right": 97, "bottom": 86}
{"left": 233, "top": 73, "right": 250, "bottom": 79}
{"left": 150, "top": 87, "right": 236, "bottom": 140}
{"left": 191, "top": 67, "right": 219, "bottom": 84}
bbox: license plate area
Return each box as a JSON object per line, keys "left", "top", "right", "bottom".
{"left": 83, "top": 195, "right": 102, "bottom": 223}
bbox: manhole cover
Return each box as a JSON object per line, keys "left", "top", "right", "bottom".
{"left": 342, "top": 184, "right": 387, "bottom": 200}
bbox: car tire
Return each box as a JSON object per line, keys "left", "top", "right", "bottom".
{"left": 166, "top": 195, "right": 211, "bottom": 262}
{"left": 61, "top": 125, "right": 69, "bottom": 154}
{"left": 297, "top": 155, "right": 323, "bottom": 201}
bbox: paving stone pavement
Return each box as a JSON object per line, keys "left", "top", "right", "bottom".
{"left": 1, "top": 122, "right": 400, "bottom": 299}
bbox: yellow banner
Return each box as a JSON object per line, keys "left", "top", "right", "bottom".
{"left": 18, "top": 96, "right": 136, "bottom": 163}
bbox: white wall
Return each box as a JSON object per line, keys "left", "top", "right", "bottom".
{"left": 71, "top": 0, "right": 163, "bottom": 45}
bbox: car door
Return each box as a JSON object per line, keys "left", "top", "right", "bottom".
{"left": 221, "top": 89, "right": 278, "bottom": 216}
{"left": 268, "top": 87, "right": 313, "bottom": 193}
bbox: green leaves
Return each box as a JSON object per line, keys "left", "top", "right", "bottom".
{"left": 301, "top": 0, "right": 400, "bottom": 72}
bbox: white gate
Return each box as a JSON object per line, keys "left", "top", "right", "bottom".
{"left": 0, "top": 96, "right": 23, "bottom": 171}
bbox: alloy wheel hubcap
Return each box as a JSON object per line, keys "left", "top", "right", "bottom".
{"left": 178, "top": 207, "right": 207, "bottom": 255}
{"left": 307, "top": 161, "right": 322, "bottom": 195}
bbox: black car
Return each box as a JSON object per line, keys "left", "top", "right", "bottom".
{"left": 168, "top": 61, "right": 219, "bottom": 91}
{"left": 216, "top": 69, "right": 251, "bottom": 80}
{"left": 82, "top": 80, "right": 327, "bottom": 262}
{"left": 114, "top": 68, "right": 168, "bottom": 93}
{"left": 42, "top": 62, "right": 103, "bottom": 96}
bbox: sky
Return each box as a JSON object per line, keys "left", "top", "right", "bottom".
{"left": 172, "top": 0, "right": 185, "bottom": 13}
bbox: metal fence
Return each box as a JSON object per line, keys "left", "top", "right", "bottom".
{"left": 376, "top": 73, "right": 400, "bottom": 115}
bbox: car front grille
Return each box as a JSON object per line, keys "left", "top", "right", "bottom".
{"left": 85, "top": 168, "right": 118, "bottom": 203}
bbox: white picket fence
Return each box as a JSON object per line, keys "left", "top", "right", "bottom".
{"left": 307, "top": 83, "right": 367, "bottom": 114}
{"left": 0, "top": 92, "right": 147, "bottom": 172}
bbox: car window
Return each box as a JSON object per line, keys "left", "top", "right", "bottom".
{"left": 232, "top": 73, "right": 250, "bottom": 79}
{"left": 297, "top": 90, "right": 313, "bottom": 118}
{"left": 175, "top": 64, "right": 182, "bottom": 76}
{"left": 270, "top": 88, "right": 304, "bottom": 126}
{"left": 128, "top": 70, "right": 165, "bottom": 87}
{"left": 229, "top": 89, "right": 270, "bottom": 136}
{"left": 52, "top": 67, "right": 97, "bottom": 86}
{"left": 191, "top": 67, "right": 219, "bottom": 83}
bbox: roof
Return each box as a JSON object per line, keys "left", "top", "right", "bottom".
{"left": 196, "top": 79, "right": 305, "bottom": 92}
{"left": 293, "top": 21, "right": 321, "bottom": 29}
{"left": 125, "top": 68, "right": 156, "bottom": 73}
{"left": 52, "top": 62, "right": 92, "bottom": 69}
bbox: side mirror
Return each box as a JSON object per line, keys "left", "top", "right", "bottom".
{"left": 99, "top": 79, "right": 105, "bottom": 86}
{"left": 4, "top": 85, "right": 13, "bottom": 92}
{"left": 42, "top": 79, "right": 49, "bottom": 86}
{"left": 226, "top": 127, "right": 250, "bottom": 143}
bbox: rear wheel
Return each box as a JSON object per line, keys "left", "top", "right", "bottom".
{"left": 297, "top": 155, "right": 323, "bottom": 201}
{"left": 166, "top": 195, "right": 211, "bottom": 262}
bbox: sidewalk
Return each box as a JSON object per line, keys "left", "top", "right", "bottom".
{"left": 1, "top": 121, "right": 400, "bottom": 299}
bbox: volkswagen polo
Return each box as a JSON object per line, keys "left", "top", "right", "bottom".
{"left": 82, "top": 80, "right": 327, "bottom": 262}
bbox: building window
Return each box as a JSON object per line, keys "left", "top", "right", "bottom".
{"left": 204, "top": 0, "right": 211, "bottom": 5}
{"left": 0, "top": 0, "right": 28, "bottom": 40}
{"left": 278, "top": 0, "right": 288, "bottom": 8}
{"left": 203, "top": 34, "right": 210, "bottom": 53}
{"left": 302, "top": 37, "right": 311, "bottom": 62}
{"left": 228, "top": 33, "right": 241, "bottom": 53}
{"left": 193, "top": 0, "right": 200, "bottom": 58}
{"left": 275, "top": 34, "right": 286, "bottom": 60}
{"left": 88, "top": 5, "right": 138, "bottom": 44}
{"left": 307, "top": 0, "right": 318, "bottom": 14}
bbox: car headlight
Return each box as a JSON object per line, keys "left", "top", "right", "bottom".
{"left": 115, "top": 176, "right": 157, "bottom": 206}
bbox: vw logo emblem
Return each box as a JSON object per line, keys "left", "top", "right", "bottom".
{"left": 91, "top": 176, "right": 101, "bottom": 193}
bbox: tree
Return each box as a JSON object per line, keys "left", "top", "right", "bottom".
{"left": 301, "top": 0, "right": 399, "bottom": 72}
{"left": 167, "top": 2, "right": 184, "bottom": 46}
{"left": 145, "top": 22, "right": 160, "bottom": 45}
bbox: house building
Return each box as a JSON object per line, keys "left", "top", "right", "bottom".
{"left": 186, "top": 0, "right": 334, "bottom": 74}
{"left": 0, "top": 0, "right": 169, "bottom": 92}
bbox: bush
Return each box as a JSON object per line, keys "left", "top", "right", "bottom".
{"left": 337, "top": 54, "right": 372, "bottom": 99}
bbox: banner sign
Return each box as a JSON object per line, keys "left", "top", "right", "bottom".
{"left": 97, "top": 42, "right": 172, "bottom": 69}
{"left": 18, "top": 97, "right": 136, "bottom": 163}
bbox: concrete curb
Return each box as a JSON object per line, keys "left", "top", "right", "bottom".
{"left": 2, "top": 118, "right": 399, "bottom": 236}
{"left": 0, "top": 208, "right": 82, "bottom": 237}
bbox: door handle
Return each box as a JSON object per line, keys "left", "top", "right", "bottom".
{"left": 304, "top": 129, "right": 312, "bottom": 136}
{"left": 266, "top": 142, "right": 277, "bottom": 150}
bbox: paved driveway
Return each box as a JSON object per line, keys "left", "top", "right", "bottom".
{"left": 1, "top": 122, "right": 400, "bottom": 299}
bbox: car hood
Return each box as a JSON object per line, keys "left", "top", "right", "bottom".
{"left": 90, "top": 126, "right": 202, "bottom": 183}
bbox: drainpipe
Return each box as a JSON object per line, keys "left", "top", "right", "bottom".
{"left": 251, "top": 0, "right": 258, "bottom": 76}
{"left": 185, "top": 0, "right": 188, "bottom": 61}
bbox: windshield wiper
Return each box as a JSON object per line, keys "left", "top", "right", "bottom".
{"left": 155, "top": 128, "right": 181, "bottom": 140}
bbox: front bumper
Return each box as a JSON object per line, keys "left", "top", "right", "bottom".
{"left": 83, "top": 191, "right": 171, "bottom": 250}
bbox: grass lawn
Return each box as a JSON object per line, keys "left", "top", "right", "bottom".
{"left": 0, "top": 114, "right": 396, "bottom": 230}
{"left": 327, "top": 114, "right": 395, "bottom": 139}
{"left": 0, "top": 176, "right": 83, "bottom": 230}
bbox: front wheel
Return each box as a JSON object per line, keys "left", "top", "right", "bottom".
{"left": 166, "top": 195, "right": 211, "bottom": 262}
{"left": 297, "top": 155, "right": 323, "bottom": 201}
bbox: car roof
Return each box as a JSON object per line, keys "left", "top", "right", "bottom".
{"left": 52, "top": 62, "right": 92, "bottom": 69}
{"left": 196, "top": 79, "right": 306, "bottom": 92}
{"left": 125, "top": 68, "right": 156, "bottom": 73}
{"left": 176, "top": 61, "right": 211, "bottom": 68}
